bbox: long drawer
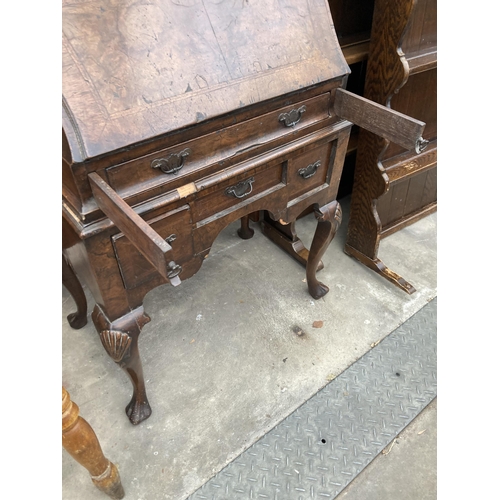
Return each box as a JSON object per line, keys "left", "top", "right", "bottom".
{"left": 192, "top": 159, "right": 285, "bottom": 223}
{"left": 105, "top": 93, "right": 331, "bottom": 200}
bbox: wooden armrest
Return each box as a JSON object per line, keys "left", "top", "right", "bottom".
{"left": 88, "top": 172, "right": 179, "bottom": 284}
{"left": 334, "top": 88, "right": 428, "bottom": 153}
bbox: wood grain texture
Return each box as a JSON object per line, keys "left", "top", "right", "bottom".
{"left": 62, "top": 387, "right": 125, "bottom": 499}
{"left": 62, "top": 0, "right": 348, "bottom": 161}
{"left": 383, "top": 68, "right": 436, "bottom": 159}
{"left": 307, "top": 201, "right": 342, "bottom": 299}
{"left": 105, "top": 93, "right": 331, "bottom": 199}
{"left": 344, "top": 0, "right": 437, "bottom": 293}
{"left": 62, "top": 254, "right": 88, "bottom": 329}
{"left": 89, "top": 172, "right": 175, "bottom": 282}
{"left": 62, "top": 0, "right": 357, "bottom": 424}
{"left": 328, "top": 0, "right": 375, "bottom": 45}
{"left": 92, "top": 305, "right": 153, "bottom": 425}
{"left": 401, "top": 0, "right": 437, "bottom": 57}
{"left": 334, "top": 88, "right": 425, "bottom": 151}
{"left": 64, "top": 79, "right": 344, "bottom": 225}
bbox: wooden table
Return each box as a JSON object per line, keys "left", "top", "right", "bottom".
{"left": 62, "top": 0, "right": 426, "bottom": 425}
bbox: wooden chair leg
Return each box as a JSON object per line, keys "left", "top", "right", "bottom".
{"left": 62, "top": 387, "right": 125, "bottom": 499}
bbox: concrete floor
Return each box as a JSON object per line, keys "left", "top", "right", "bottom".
{"left": 62, "top": 195, "right": 437, "bottom": 499}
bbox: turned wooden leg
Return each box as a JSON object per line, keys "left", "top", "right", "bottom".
{"left": 93, "top": 305, "right": 152, "bottom": 425}
{"left": 306, "top": 201, "right": 342, "bottom": 300}
{"left": 237, "top": 215, "right": 255, "bottom": 240}
{"left": 62, "top": 254, "right": 88, "bottom": 329}
{"left": 62, "top": 387, "right": 125, "bottom": 499}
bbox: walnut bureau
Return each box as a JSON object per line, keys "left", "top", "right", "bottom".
{"left": 62, "top": 0, "right": 427, "bottom": 424}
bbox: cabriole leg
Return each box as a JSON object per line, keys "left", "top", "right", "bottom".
{"left": 93, "top": 305, "right": 152, "bottom": 425}
{"left": 62, "top": 254, "right": 88, "bottom": 329}
{"left": 306, "top": 201, "right": 342, "bottom": 299}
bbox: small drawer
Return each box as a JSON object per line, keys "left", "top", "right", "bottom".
{"left": 287, "top": 141, "right": 337, "bottom": 200}
{"left": 112, "top": 205, "right": 193, "bottom": 290}
{"left": 105, "top": 93, "right": 331, "bottom": 200}
{"left": 193, "top": 161, "right": 284, "bottom": 223}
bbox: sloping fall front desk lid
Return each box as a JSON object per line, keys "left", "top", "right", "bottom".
{"left": 62, "top": 0, "right": 349, "bottom": 162}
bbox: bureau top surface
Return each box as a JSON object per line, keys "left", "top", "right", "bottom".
{"left": 62, "top": 0, "right": 348, "bottom": 162}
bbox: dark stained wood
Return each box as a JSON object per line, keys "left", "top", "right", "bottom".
{"left": 92, "top": 305, "right": 152, "bottom": 425}
{"left": 401, "top": 0, "right": 437, "bottom": 57}
{"left": 382, "top": 69, "right": 437, "bottom": 159}
{"left": 112, "top": 205, "right": 193, "bottom": 290}
{"left": 334, "top": 88, "right": 426, "bottom": 152}
{"left": 65, "top": 80, "right": 345, "bottom": 226}
{"left": 191, "top": 161, "right": 284, "bottom": 223}
{"left": 407, "top": 51, "right": 437, "bottom": 74}
{"left": 344, "top": 130, "right": 388, "bottom": 258}
{"left": 260, "top": 84, "right": 429, "bottom": 271}
{"left": 63, "top": 0, "right": 355, "bottom": 424}
{"left": 105, "top": 92, "right": 332, "bottom": 200}
{"left": 237, "top": 215, "right": 255, "bottom": 240}
{"left": 328, "top": 0, "right": 375, "bottom": 47}
{"left": 62, "top": 387, "right": 125, "bottom": 499}
{"left": 384, "top": 141, "right": 437, "bottom": 183}
{"left": 307, "top": 201, "right": 342, "bottom": 299}
{"left": 261, "top": 214, "right": 324, "bottom": 272}
{"left": 62, "top": 0, "right": 349, "bottom": 162}
{"left": 421, "top": 163, "right": 438, "bottom": 208}
{"left": 344, "top": 0, "right": 437, "bottom": 293}
{"left": 343, "top": 244, "right": 417, "bottom": 294}
{"left": 89, "top": 172, "right": 178, "bottom": 284}
{"left": 62, "top": 0, "right": 429, "bottom": 425}
{"left": 62, "top": 254, "right": 88, "bottom": 329}
{"left": 388, "top": 179, "right": 410, "bottom": 223}
{"left": 402, "top": 173, "right": 429, "bottom": 217}
{"left": 380, "top": 203, "right": 436, "bottom": 239}
{"left": 341, "top": 41, "right": 371, "bottom": 66}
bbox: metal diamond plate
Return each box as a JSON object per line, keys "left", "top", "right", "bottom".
{"left": 187, "top": 298, "right": 437, "bottom": 500}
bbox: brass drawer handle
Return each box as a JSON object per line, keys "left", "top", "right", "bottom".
{"left": 225, "top": 177, "right": 255, "bottom": 199}
{"left": 278, "top": 105, "right": 306, "bottom": 127}
{"left": 298, "top": 160, "right": 321, "bottom": 179}
{"left": 151, "top": 148, "right": 191, "bottom": 174}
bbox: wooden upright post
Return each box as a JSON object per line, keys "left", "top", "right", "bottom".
{"left": 62, "top": 387, "right": 125, "bottom": 499}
